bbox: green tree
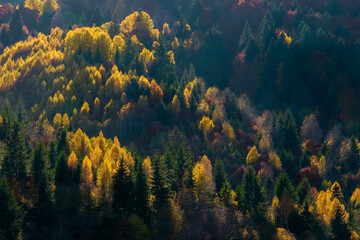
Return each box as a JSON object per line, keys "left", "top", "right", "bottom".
{"left": 330, "top": 202, "right": 350, "bottom": 239}
{"left": 275, "top": 172, "right": 297, "bottom": 202}
{"left": 0, "top": 177, "right": 24, "bottom": 240}
{"left": 2, "top": 120, "right": 28, "bottom": 187}
{"left": 258, "top": 11, "right": 275, "bottom": 51}
{"left": 151, "top": 154, "right": 170, "bottom": 210}
{"left": 238, "top": 21, "right": 253, "bottom": 50}
{"left": 135, "top": 157, "right": 150, "bottom": 220}
{"left": 237, "top": 166, "right": 266, "bottom": 223}
{"left": 55, "top": 152, "right": 69, "bottom": 186}
{"left": 9, "top": 9, "right": 23, "bottom": 42}
{"left": 91, "top": 5, "right": 103, "bottom": 26}
{"left": 296, "top": 178, "right": 310, "bottom": 204}
{"left": 32, "top": 140, "right": 47, "bottom": 185}
{"left": 214, "top": 159, "right": 227, "bottom": 193}
{"left": 108, "top": 12, "right": 119, "bottom": 38}
{"left": 113, "top": 158, "right": 134, "bottom": 214}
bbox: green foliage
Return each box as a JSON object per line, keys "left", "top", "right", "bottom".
{"left": 275, "top": 172, "right": 297, "bottom": 203}
{"left": 0, "top": 177, "right": 24, "bottom": 240}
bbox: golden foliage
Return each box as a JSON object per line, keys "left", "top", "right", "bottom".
{"left": 351, "top": 188, "right": 360, "bottom": 209}
{"left": 168, "top": 95, "right": 181, "bottom": 117}
{"left": 246, "top": 146, "right": 260, "bottom": 165}
{"left": 274, "top": 228, "right": 296, "bottom": 240}
{"left": 149, "top": 79, "right": 163, "bottom": 103}
{"left": 68, "top": 152, "right": 78, "bottom": 174}
{"left": 351, "top": 231, "right": 360, "bottom": 240}
{"left": 192, "top": 155, "right": 215, "bottom": 202}
{"left": 268, "top": 151, "right": 282, "bottom": 170}
{"left": 143, "top": 156, "right": 152, "bottom": 179}
{"left": 221, "top": 122, "right": 235, "bottom": 144}
{"left": 199, "top": 116, "right": 214, "bottom": 141}
{"left": 25, "top": 0, "right": 59, "bottom": 14}
{"left": 120, "top": 11, "right": 159, "bottom": 41}
{"left": 80, "top": 155, "right": 93, "bottom": 189}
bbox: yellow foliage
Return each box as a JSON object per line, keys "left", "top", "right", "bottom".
{"left": 97, "top": 154, "right": 115, "bottom": 200}
{"left": 68, "top": 152, "right": 78, "bottom": 174}
{"left": 149, "top": 80, "right": 163, "bottom": 103}
{"left": 278, "top": 31, "right": 292, "bottom": 46}
{"left": 120, "top": 11, "right": 159, "bottom": 41}
{"left": 183, "top": 38, "right": 192, "bottom": 50}
{"left": 172, "top": 37, "right": 180, "bottom": 50}
{"left": 199, "top": 116, "right": 214, "bottom": 141}
{"left": 268, "top": 151, "right": 282, "bottom": 170}
{"left": 53, "top": 113, "right": 62, "bottom": 130}
{"left": 90, "top": 145, "right": 103, "bottom": 170}
{"left": 246, "top": 146, "right": 260, "bottom": 165}
{"left": 80, "top": 101, "right": 90, "bottom": 116}
{"left": 221, "top": 122, "right": 235, "bottom": 143}
{"left": 274, "top": 228, "right": 296, "bottom": 240}
{"left": 80, "top": 156, "right": 93, "bottom": 189}
{"left": 162, "top": 23, "right": 171, "bottom": 36}
{"left": 25, "top": 0, "right": 59, "bottom": 14}
{"left": 69, "top": 129, "right": 93, "bottom": 158}
{"left": 351, "top": 188, "right": 360, "bottom": 209}
{"left": 330, "top": 198, "right": 349, "bottom": 223}
{"left": 351, "top": 231, "right": 360, "bottom": 240}
{"left": 143, "top": 156, "right": 152, "bottom": 179}
{"left": 168, "top": 95, "right": 181, "bottom": 117}
{"left": 192, "top": 155, "right": 215, "bottom": 201}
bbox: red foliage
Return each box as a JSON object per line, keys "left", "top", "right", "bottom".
{"left": 21, "top": 8, "right": 39, "bottom": 30}
{"left": 303, "top": 139, "right": 321, "bottom": 155}
{"left": 296, "top": 167, "right": 320, "bottom": 186}
{"left": 0, "top": 4, "right": 14, "bottom": 23}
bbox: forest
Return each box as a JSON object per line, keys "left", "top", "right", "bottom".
{"left": 0, "top": 0, "right": 360, "bottom": 239}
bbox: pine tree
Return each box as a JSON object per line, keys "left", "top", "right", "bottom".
{"left": 57, "top": 129, "right": 68, "bottom": 156}
{"left": 113, "top": 158, "right": 134, "bottom": 214}
{"left": 9, "top": 9, "right": 23, "bottom": 42}
{"left": 0, "top": 177, "right": 24, "bottom": 240}
{"left": 0, "top": 26, "right": 10, "bottom": 46}
{"left": 331, "top": 202, "right": 350, "bottom": 239}
{"left": 49, "top": 141, "right": 56, "bottom": 168}
{"left": 151, "top": 154, "right": 170, "bottom": 210}
{"left": 258, "top": 11, "right": 275, "bottom": 51}
{"left": 237, "top": 166, "right": 267, "bottom": 223}
{"left": 55, "top": 152, "right": 69, "bottom": 186}
{"left": 330, "top": 181, "right": 344, "bottom": 203}
{"left": 296, "top": 178, "right": 310, "bottom": 204}
{"left": 219, "top": 179, "right": 232, "bottom": 207}
{"left": 238, "top": 21, "right": 253, "bottom": 50}
{"left": 348, "top": 136, "right": 360, "bottom": 173}
{"left": 214, "top": 159, "right": 227, "bottom": 193}
{"left": 32, "top": 140, "right": 47, "bottom": 185}
{"left": 135, "top": 158, "right": 150, "bottom": 219}
{"left": 108, "top": 12, "right": 119, "bottom": 38}
{"left": 275, "top": 172, "right": 297, "bottom": 202}
{"left": 91, "top": 5, "right": 103, "bottom": 26}
{"left": 2, "top": 120, "right": 28, "bottom": 187}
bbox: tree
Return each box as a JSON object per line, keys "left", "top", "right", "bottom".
{"left": 192, "top": 155, "right": 215, "bottom": 203}
{"left": 214, "top": 159, "right": 227, "bottom": 193}
{"left": 237, "top": 166, "right": 266, "bottom": 223}
{"left": 296, "top": 178, "right": 310, "bottom": 204}
{"left": 348, "top": 136, "right": 360, "bottom": 173}
{"left": 55, "top": 152, "right": 69, "bottom": 186}
{"left": 113, "top": 158, "right": 134, "bottom": 214}
{"left": 258, "top": 11, "right": 275, "bottom": 51}
{"left": 330, "top": 181, "right": 344, "bottom": 203}
{"left": 238, "top": 21, "right": 253, "bottom": 50}
{"left": 2, "top": 120, "right": 28, "bottom": 187}
{"left": 0, "top": 177, "right": 24, "bottom": 240}
{"left": 151, "top": 154, "right": 170, "bottom": 210}
{"left": 246, "top": 146, "right": 260, "bottom": 165}
{"left": 32, "top": 140, "right": 47, "bottom": 185}
{"left": 331, "top": 198, "right": 350, "bottom": 240}
{"left": 9, "top": 9, "right": 23, "bottom": 42}
{"left": 91, "top": 5, "right": 103, "bottom": 26}
{"left": 275, "top": 172, "right": 297, "bottom": 202}
{"left": 80, "top": 156, "right": 93, "bottom": 191}
{"left": 109, "top": 12, "right": 119, "bottom": 38}
{"left": 135, "top": 157, "right": 150, "bottom": 219}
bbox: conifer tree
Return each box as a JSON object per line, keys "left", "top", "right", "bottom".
{"left": 238, "top": 21, "right": 253, "bottom": 50}
{"left": 258, "top": 11, "right": 275, "bottom": 51}
{"left": 135, "top": 157, "right": 150, "bottom": 219}
{"left": 91, "top": 5, "right": 103, "bottom": 26}
{"left": 2, "top": 120, "right": 28, "bottom": 187}
{"left": 113, "top": 158, "right": 134, "bottom": 214}
{"left": 237, "top": 166, "right": 266, "bottom": 223}
{"left": 296, "top": 178, "right": 310, "bottom": 204}
{"left": 0, "top": 177, "right": 24, "bottom": 240}
{"left": 151, "top": 154, "right": 170, "bottom": 210}
{"left": 275, "top": 172, "right": 297, "bottom": 202}
{"left": 9, "top": 9, "right": 23, "bottom": 42}
{"left": 109, "top": 12, "right": 119, "bottom": 38}
{"left": 55, "top": 152, "right": 69, "bottom": 186}
{"left": 32, "top": 140, "right": 47, "bottom": 185}
{"left": 214, "top": 159, "right": 227, "bottom": 193}
{"left": 331, "top": 202, "right": 350, "bottom": 239}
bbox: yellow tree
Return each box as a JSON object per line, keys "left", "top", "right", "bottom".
{"left": 222, "top": 122, "right": 235, "bottom": 145}
{"left": 246, "top": 146, "right": 260, "bottom": 165}
{"left": 199, "top": 116, "right": 214, "bottom": 141}
{"left": 80, "top": 156, "right": 93, "bottom": 190}
{"left": 350, "top": 188, "right": 360, "bottom": 209}
{"left": 268, "top": 151, "right": 282, "bottom": 170}
{"left": 192, "top": 155, "right": 215, "bottom": 202}
{"left": 68, "top": 152, "right": 78, "bottom": 175}
{"left": 97, "top": 153, "right": 115, "bottom": 200}
{"left": 53, "top": 113, "right": 62, "bottom": 130}
{"left": 168, "top": 95, "right": 181, "bottom": 117}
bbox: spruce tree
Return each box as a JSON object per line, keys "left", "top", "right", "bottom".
{"left": 113, "top": 158, "right": 134, "bottom": 214}
{"left": 2, "top": 120, "right": 28, "bottom": 187}
{"left": 9, "top": 9, "right": 23, "bottom": 42}
{"left": 238, "top": 167, "right": 266, "bottom": 223}
{"left": 55, "top": 152, "right": 69, "bottom": 186}
{"left": 91, "top": 5, "right": 103, "bottom": 26}
{"left": 32, "top": 140, "right": 47, "bottom": 185}
{"left": 135, "top": 158, "right": 150, "bottom": 220}
{"left": 258, "top": 11, "right": 275, "bottom": 51}
{"left": 0, "top": 177, "right": 24, "bottom": 240}
{"left": 238, "top": 21, "right": 253, "bottom": 50}
{"left": 330, "top": 203, "right": 350, "bottom": 239}
{"left": 108, "top": 12, "right": 119, "bottom": 38}
{"left": 151, "top": 154, "right": 170, "bottom": 210}
{"left": 214, "top": 159, "right": 227, "bottom": 193}
{"left": 296, "top": 178, "right": 310, "bottom": 204}
{"left": 275, "top": 172, "right": 297, "bottom": 202}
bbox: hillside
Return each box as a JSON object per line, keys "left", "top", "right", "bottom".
{"left": 0, "top": 0, "right": 360, "bottom": 239}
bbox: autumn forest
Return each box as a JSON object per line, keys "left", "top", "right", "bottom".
{"left": 0, "top": 0, "right": 360, "bottom": 239}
